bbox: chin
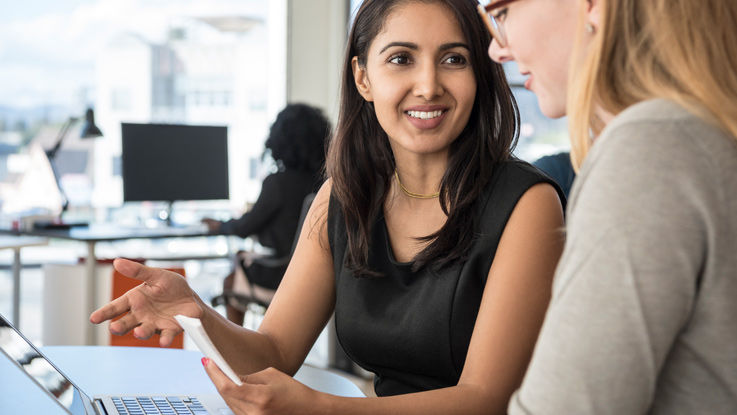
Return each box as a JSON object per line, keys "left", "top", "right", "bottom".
{"left": 538, "top": 99, "right": 567, "bottom": 119}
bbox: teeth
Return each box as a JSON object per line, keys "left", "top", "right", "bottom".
{"left": 407, "top": 110, "right": 443, "bottom": 120}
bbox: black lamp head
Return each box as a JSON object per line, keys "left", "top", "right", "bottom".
{"left": 80, "top": 108, "right": 103, "bottom": 138}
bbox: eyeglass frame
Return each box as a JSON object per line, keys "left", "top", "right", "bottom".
{"left": 476, "top": 0, "right": 521, "bottom": 48}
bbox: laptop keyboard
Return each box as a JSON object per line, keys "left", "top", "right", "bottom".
{"left": 111, "top": 396, "right": 209, "bottom": 415}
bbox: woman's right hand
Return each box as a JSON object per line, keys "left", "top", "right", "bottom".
{"left": 89, "top": 258, "right": 205, "bottom": 347}
{"left": 201, "top": 218, "right": 222, "bottom": 233}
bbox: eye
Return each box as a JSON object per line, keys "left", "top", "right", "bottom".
{"left": 492, "top": 7, "right": 508, "bottom": 22}
{"left": 442, "top": 53, "right": 468, "bottom": 66}
{"left": 388, "top": 53, "right": 412, "bottom": 65}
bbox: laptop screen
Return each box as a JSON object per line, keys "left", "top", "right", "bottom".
{"left": 0, "top": 314, "right": 87, "bottom": 413}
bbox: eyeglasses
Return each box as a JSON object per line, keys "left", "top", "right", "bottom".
{"left": 476, "top": 0, "right": 521, "bottom": 48}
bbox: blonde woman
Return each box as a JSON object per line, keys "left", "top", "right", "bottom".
{"left": 481, "top": 0, "right": 737, "bottom": 413}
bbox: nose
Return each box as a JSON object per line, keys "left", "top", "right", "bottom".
{"left": 413, "top": 61, "right": 444, "bottom": 100}
{"left": 488, "top": 38, "right": 513, "bottom": 64}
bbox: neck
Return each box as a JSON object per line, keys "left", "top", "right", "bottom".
{"left": 393, "top": 157, "right": 447, "bottom": 200}
{"left": 395, "top": 169, "right": 440, "bottom": 199}
{"left": 595, "top": 106, "right": 616, "bottom": 129}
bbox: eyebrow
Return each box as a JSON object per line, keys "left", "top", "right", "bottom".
{"left": 378, "top": 41, "right": 470, "bottom": 54}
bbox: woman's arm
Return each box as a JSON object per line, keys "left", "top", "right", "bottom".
{"left": 91, "top": 180, "right": 337, "bottom": 378}
{"left": 201, "top": 179, "right": 337, "bottom": 376}
{"left": 204, "top": 182, "right": 565, "bottom": 415}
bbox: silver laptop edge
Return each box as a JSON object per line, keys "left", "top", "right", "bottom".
{"left": 0, "top": 312, "right": 231, "bottom": 415}
{"left": 0, "top": 313, "right": 97, "bottom": 414}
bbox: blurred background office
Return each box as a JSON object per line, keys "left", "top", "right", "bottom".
{"left": 0, "top": 0, "right": 571, "bottom": 391}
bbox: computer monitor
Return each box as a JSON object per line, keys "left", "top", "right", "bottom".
{"left": 121, "top": 123, "right": 229, "bottom": 204}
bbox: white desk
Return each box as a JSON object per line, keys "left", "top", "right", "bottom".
{"left": 0, "top": 346, "right": 364, "bottom": 414}
{"left": 0, "top": 225, "right": 221, "bottom": 344}
{"left": 0, "top": 236, "right": 48, "bottom": 327}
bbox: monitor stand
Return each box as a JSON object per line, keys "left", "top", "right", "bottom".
{"left": 158, "top": 201, "right": 174, "bottom": 227}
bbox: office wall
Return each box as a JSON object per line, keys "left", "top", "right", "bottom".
{"left": 286, "top": 0, "right": 349, "bottom": 122}
{"left": 286, "top": 4, "right": 350, "bottom": 370}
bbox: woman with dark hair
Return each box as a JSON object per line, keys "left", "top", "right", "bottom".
{"left": 92, "top": 1, "right": 565, "bottom": 413}
{"left": 203, "top": 103, "right": 330, "bottom": 324}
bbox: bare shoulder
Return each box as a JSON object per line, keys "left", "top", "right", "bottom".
{"left": 495, "top": 182, "right": 565, "bottom": 266}
{"left": 312, "top": 178, "right": 333, "bottom": 208}
{"left": 308, "top": 179, "right": 332, "bottom": 223}
{"left": 304, "top": 178, "right": 333, "bottom": 246}
{"left": 513, "top": 182, "right": 564, "bottom": 223}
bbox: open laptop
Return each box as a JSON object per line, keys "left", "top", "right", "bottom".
{"left": 0, "top": 313, "right": 234, "bottom": 415}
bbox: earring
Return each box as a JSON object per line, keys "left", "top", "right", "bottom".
{"left": 585, "top": 23, "right": 595, "bottom": 34}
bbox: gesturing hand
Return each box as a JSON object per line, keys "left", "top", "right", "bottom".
{"left": 89, "top": 258, "right": 204, "bottom": 347}
{"left": 202, "top": 359, "right": 322, "bottom": 415}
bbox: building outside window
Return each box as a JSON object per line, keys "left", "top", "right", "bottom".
{"left": 0, "top": 0, "right": 287, "bottom": 219}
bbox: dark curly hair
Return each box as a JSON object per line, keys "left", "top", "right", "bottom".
{"left": 265, "top": 103, "right": 331, "bottom": 176}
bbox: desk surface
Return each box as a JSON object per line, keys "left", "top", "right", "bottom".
{"left": 1, "top": 346, "right": 364, "bottom": 414}
{"left": 0, "top": 235, "right": 48, "bottom": 249}
{"left": 0, "top": 223, "right": 218, "bottom": 242}
{"left": 0, "top": 224, "right": 231, "bottom": 345}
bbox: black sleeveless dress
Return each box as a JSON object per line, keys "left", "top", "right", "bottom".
{"left": 328, "top": 160, "right": 564, "bottom": 396}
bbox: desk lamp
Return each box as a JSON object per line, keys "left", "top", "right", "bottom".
{"left": 44, "top": 107, "right": 103, "bottom": 215}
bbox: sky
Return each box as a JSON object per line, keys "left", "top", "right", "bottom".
{"left": 0, "top": 0, "right": 96, "bottom": 23}
{"left": 0, "top": 0, "right": 266, "bottom": 112}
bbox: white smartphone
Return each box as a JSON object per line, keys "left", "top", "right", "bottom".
{"left": 174, "top": 314, "right": 243, "bottom": 385}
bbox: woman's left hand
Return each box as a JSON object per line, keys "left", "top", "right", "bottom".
{"left": 202, "top": 358, "right": 323, "bottom": 415}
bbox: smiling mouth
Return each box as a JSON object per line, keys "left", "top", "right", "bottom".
{"left": 405, "top": 110, "right": 445, "bottom": 120}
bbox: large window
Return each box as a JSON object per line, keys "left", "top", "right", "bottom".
{"left": 503, "top": 62, "right": 570, "bottom": 162}
{"left": 0, "top": 0, "right": 287, "bottom": 217}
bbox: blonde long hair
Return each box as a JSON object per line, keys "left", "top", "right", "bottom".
{"left": 567, "top": 0, "right": 737, "bottom": 170}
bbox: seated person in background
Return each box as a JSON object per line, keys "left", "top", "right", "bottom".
{"left": 202, "top": 103, "right": 330, "bottom": 325}
{"left": 533, "top": 151, "right": 575, "bottom": 198}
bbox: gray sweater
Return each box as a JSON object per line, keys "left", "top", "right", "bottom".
{"left": 509, "top": 99, "right": 737, "bottom": 414}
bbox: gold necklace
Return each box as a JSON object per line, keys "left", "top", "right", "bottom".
{"left": 394, "top": 170, "right": 440, "bottom": 199}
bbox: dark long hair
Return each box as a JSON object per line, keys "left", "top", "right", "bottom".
{"left": 326, "top": 0, "right": 519, "bottom": 277}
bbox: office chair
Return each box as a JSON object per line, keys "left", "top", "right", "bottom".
{"left": 210, "top": 192, "right": 316, "bottom": 314}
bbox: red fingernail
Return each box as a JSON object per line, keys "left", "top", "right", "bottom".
{"left": 201, "top": 357, "right": 210, "bottom": 367}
